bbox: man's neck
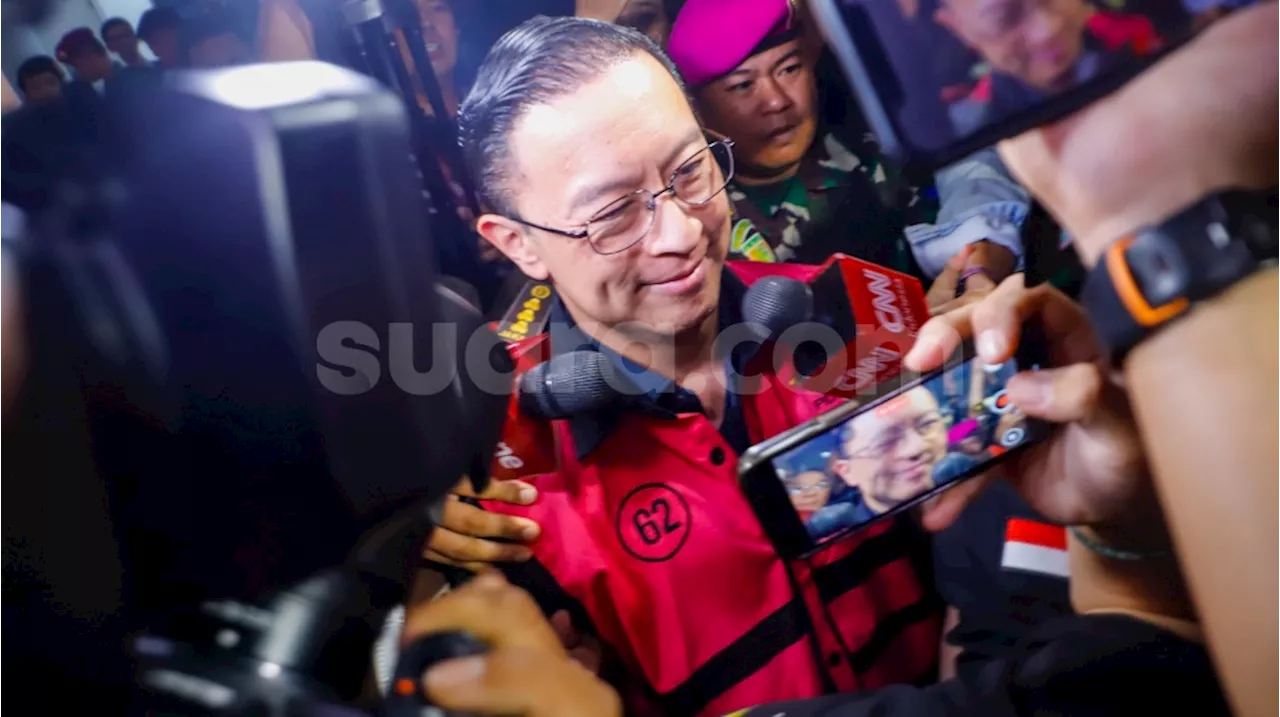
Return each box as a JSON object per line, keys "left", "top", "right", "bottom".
{"left": 124, "top": 54, "right": 146, "bottom": 67}
{"left": 733, "top": 160, "right": 802, "bottom": 187}
{"left": 575, "top": 310, "right": 720, "bottom": 381}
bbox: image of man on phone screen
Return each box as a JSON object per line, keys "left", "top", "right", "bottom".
{"left": 779, "top": 355, "right": 1033, "bottom": 541}
{"left": 933, "top": 0, "right": 1164, "bottom": 135}
{"left": 833, "top": 387, "right": 956, "bottom": 518}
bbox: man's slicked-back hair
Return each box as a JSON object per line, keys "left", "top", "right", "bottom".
{"left": 457, "top": 15, "right": 689, "bottom": 217}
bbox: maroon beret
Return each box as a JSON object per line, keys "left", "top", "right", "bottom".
{"left": 56, "top": 27, "right": 105, "bottom": 62}
{"left": 668, "top": 0, "right": 797, "bottom": 88}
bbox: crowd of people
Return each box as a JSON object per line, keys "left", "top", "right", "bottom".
{"left": 1, "top": 0, "right": 1274, "bottom": 716}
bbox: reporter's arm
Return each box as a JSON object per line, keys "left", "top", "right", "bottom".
{"left": 992, "top": 9, "right": 1277, "bottom": 712}
{"left": 1123, "top": 270, "right": 1277, "bottom": 717}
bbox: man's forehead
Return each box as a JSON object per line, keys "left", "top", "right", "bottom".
{"left": 730, "top": 38, "right": 803, "bottom": 75}
{"left": 506, "top": 53, "right": 697, "bottom": 204}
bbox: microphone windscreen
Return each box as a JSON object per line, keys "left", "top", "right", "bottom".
{"left": 741, "top": 276, "right": 814, "bottom": 340}
{"left": 517, "top": 350, "right": 616, "bottom": 419}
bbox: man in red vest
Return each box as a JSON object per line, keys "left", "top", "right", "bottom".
{"left": 422, "top": 14, "right": 942, "bottom": 717}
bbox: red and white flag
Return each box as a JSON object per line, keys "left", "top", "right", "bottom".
{"left": 1001, "top": 519, "right": 1070, "bottom": 579}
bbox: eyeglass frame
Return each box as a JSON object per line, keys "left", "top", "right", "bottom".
{"left": 846, "top": 414, "right": 947, "bottom": 460}
{"left": 505, "top": 138, "right": 736, "bottom": 256}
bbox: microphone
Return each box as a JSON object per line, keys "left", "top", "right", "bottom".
{"left": 517, "top": 350, "right": 618, "bottom": 420}
{"left": 742, "top": 275, "right": 830, "bottom": 377}
{"left": 740, "top": 254, "right": 931, "bottom": 398}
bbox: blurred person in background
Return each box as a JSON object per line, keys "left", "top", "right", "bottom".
{"left": 577, "top": 0, "right": 675, "bottom": 45}
{"left": 56, "top": 28, "right": 116, "bottom": 88}
{"left": 100, "top": 17, "right": 150, "bottom": 69}
{"left": 15, "top": 57, "right": 65, "bottom": 105}
{"left": 2, "top": 76, "right": 20, "bottom": 113}
{"left": 137, "top": 7, "right": 184, "bottom": 69}
{"left": 181, "top": 15, "right": 254, "bottom": 69}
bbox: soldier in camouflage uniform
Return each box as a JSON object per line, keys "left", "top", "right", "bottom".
{"left": 668, "top": 0, "right": 1023, "bottom": 295}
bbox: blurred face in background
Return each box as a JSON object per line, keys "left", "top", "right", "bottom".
{"left": 615, "top": 0, "right": 672, "bottom": 46}
{"left": 21, "top": 71, "right": 63, "bottom": 103}
{"left": 67, "top": 47, "right": 114, "bottom": 83}
{"left": 416, "top": 0, "right": 460, "bottom": 78}
{"left": 188, "top": 32, "right": 252, "bottom": 69}
{"left": 936, "top": 0, "right": 1093, "bottom": 91}
{"left": 695, "top": 39, "right": 818, "bottom": 179}
{"left": 143, "top": 27, "right": 181, "bottom": 67}
{"left": 788, "top": 470, "right": 832, "bottom": 513}
{"left": 103, "top": 22, "right": 143, "bottom": 63}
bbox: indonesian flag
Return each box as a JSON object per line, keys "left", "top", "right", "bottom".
{"left": 1001, "top": 519, "right": 1070, "bottom": 579}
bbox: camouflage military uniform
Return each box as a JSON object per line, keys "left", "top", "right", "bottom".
{"left": 725, "top": 130, "right": 934, "bottom": 277}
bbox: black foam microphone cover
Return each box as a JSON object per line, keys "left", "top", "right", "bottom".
{"left": 517, "top": 350, "right": 617, "bottom": 420}
{"left": 741, "top": 276, "right": 814, "bottom": 340}
{"left": 741, "top": 275, "right": 837, "bottom": 376}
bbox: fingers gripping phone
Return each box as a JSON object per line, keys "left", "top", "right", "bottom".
{"left": 808, "top": 0, "right": 1215, "bottom": 169}
{"left": 739, "top": 327, "right": 1051, "bottom": 559}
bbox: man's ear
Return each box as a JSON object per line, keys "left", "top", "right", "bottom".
{"left": 475, "top": 213, "right": 549, "bottom": 281}
{"left": 832, "top": 460, "right": 855, "bottom": 487}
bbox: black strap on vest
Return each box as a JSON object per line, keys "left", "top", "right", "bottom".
{"left": 655, "top": 518, "right": 941, "bottom": 714}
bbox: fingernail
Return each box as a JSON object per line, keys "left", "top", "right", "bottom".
{"left": 976, "top": 330, "right": 1006, "bottom": 362}
{"left": 425, "top": 656, "right": 486, "bottom": 687}
{"left": 904, "top": 333, "right": 939, "bottom": 368}
{"left": 1007, "top": 373, "right": 1051, "bottom": 409}
{"left": 520, "top": 521, "right": 541, "bottom": 540}
{"left": 518, "top": 486, "right": 537, "bottom": 504}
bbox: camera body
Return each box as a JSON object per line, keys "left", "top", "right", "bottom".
{"left": 3, "top": 62, "right": 510, "bottom": 713}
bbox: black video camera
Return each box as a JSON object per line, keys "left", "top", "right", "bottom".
{"left": 3, "top": 60, "right": 510, "bottom": 714}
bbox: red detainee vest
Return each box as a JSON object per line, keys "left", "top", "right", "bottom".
{"left": 486, "top": 262, "right": 941, "bottom": 717}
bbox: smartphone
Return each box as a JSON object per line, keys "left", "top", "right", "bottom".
{"left": 807, "top": 0, "right": 1223, "bottom": 169}
{"left": 739, "top": 327, "right": 1051, "bottom": 559}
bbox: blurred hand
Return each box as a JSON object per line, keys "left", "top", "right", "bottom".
{"left": 998, "top": 4, "right": 1277, "bottom": 267}
{"left": 551, "top": 610, "right": 603, "bottom": 675}
{"left": 406, "top": 572, "right": 621, "bottom": 717}
{"left": 906, "top": 275, "right": 1158, "bottom": 539}
{"left": 926, "top": 243, "right": 1002, "bottom": 315}
{"left": 424, "top": 477, "right": 541, "bottom": 573}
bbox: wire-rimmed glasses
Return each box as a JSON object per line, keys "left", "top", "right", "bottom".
{"left": 510, "top": 139, "right": 736, "bottom": 255}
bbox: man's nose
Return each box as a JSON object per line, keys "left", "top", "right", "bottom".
{"left": 643, "top": 194, "right": 702, "bottom": 256}
{"left": 1024, "top": 6, "right": 1065, "bottom": 43}
{"left": 758, "top": 75, "right": 795, "bottom": 114}
{"left": 895, "top": 428, "right": 926, "bottom": 461}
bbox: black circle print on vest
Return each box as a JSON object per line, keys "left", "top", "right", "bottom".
{"left": 615, "top": 483, "right": 692, "bottom": 563}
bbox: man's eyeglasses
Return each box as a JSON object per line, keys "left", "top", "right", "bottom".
{"left": 787, "top": 479, "right": 831, "bottom": 496}
{"left": 850, "top": 415, "right": 945, "bottom": 459}
{"left": 509, "top": 139, "right": 736, "bottom": 256}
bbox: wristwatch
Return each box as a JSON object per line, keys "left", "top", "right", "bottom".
{"left": 1081, "top": 190, "right": 1278, "bottom": 366}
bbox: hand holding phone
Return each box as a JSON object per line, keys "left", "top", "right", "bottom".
{"left": 738, "top": 309, "right": 1052, "bottom": 558}
{"left": 903, "top": 275, "right": 1156, "bottom": 538}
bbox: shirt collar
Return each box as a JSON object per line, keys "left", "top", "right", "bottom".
{"left": 547, "top": 265, "right": 755, "bottom": 459}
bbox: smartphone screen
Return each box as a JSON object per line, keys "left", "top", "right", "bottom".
{"left": 814, "top": 0, "right": 1233, "bottom": 164}
{"left": 770, "top": 349, "right": 1045, "bottom": 545}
